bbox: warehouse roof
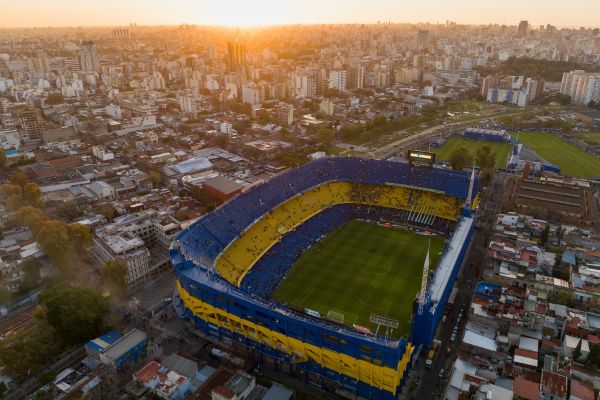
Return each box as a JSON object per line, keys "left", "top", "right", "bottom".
{"left": 203, "top": 175, "right": 244, "bottom": 195}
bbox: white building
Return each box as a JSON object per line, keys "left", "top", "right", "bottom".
{"left": 241, "top": 84, "right": 261, "bottom": 105}
{"left": 92, "top": 145, "right": 115, "bottom": 162}
{"left": 179, "top": 95, "right": 198, "bottom": 118}
{"left": 79, "top": 41, "right": 100, "bottom": 72}
{"left": 328, "top": 70, "right": 347, "bottom": 92}
{"left": 561, "top": 70, "right": 600, "bottom": 105}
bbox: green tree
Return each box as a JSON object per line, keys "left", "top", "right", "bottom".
{"left": 479, "top": 168, "right": 495, "bottom": 187}
{"left": 0, "top": 322, "right": 63, "bottom": 382}
{"left": 45, "top": 93, "right": 64, "bottom": 105}
{"left": 149, "top": 171, "right": 162, "bottom": 188}
{"left": 448, "top": 147, "right": 473, "bottom": 171}
{"left": 23, "top": 182, "right": 43, "bottom": 209}
{"left": 36, "top": 220, "right": 71, "bottom": 270}
{"left": 19, "top": 259, "right": 42, "bottom": 293}
{"left": 66, "top": 223, "right": 92, "bottom": 255}
{"left": 101, "top": 260, "right": 128, "bottom": 294}
{"left": 39, "top": 284, "right": 109, "bottom": 345}
{"left": 573, "top": 338, "right": 583, "bottom": 362}
{"left": 0, "top": 148, "right": 6, "bottom": 171}
{"left": 10, "top": 171, "right": 29, "bottom": 187}
{"left": 317, "top": 128, "right": 335, "bottom": 146}
{"left": 476, "top": 146, "right": 496, "bottom": 170}
{"left": 541, "top": 226, "right": 550, "bottom": 247}
{"left": 1, "top": 183, "right": 23, "bottom": 210}
{"left": 586, "top": 343, "right": 600, "bottom": 369}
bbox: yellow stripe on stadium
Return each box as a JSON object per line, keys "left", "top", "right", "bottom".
{"left": 177, "top": 281, "right": 414, "bottom": 394}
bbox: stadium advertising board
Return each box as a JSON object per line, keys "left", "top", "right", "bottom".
{"left": 408, "top": 150, "right": 436, "bottom": 166}
{"left": 304, "top": 308, "right": 321, "bottom": 318}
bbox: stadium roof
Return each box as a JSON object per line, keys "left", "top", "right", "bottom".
{"left": 172, "top": 157, "right": 213, "bottom": 174}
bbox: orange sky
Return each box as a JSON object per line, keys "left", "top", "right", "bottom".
{"left": 1, "top": 0, "right": 599, "bottom": 28}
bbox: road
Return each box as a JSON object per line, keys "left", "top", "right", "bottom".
{"left": 370, "top": 108, "right": 545, "bottom": 160}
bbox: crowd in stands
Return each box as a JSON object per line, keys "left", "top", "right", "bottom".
{"left": 175, "top": 157, "right": 477, "bottom": 290}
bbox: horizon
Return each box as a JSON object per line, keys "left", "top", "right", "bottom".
{"left": 2, "top": 0, "right": 600, "bottom": 29}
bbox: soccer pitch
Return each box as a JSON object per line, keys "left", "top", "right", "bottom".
{"left": 515, "top": 132, "right": 600, "bottom": 179}
{"left": 273, "top": 220, "right": 445, "bottom": 339}
{"left": 432, "top": 137, "right": 513, "bottom": 169}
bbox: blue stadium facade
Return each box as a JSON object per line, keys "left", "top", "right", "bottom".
{"left": 171, "top": 157, "right": 478, "bottom": 399}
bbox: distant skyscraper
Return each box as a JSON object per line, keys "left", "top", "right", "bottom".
{"left": 517, "top": 21, "right": 529, "bottom": 38}
{"left": 79, "top": 41, "right": 100, "bottom": 72}
{"left": 418, "top": 30, "right": 430, "bottom": 50}
{"left": 227, "top": 40, "right": 246, "bottom": 71}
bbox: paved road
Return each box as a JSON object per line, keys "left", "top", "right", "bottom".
{"left": 371, "top": 108, "right": 544, "bottom": 160}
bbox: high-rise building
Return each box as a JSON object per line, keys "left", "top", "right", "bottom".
{"left": 227, "top": 40, "right": 246, "bottom": 71}
{"left": 79, "top": 41, "right": 100, "bottom": 72}
{"left": 560, "top": 70, "right": 600, "bottom": 105}
{"left": 112, "top": 28, "right": 131, "bottom": 40}
{"left": 19, "top": 106, "right": 43, "bottom": 143}
{"left": 328, "top": 70, "right": 347, "bottom": 92}
{"left": 272, "top": 103, "right": 294, "bottom": 127}
{"left": 517, "top": 21, "right": 529, "bottom": 38}
{"left": 418, "top": 30, "right": 430, "bottom": 50}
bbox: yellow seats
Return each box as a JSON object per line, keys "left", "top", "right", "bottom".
{"left": 214, "top": 181, "right": 462, "bottom": 286}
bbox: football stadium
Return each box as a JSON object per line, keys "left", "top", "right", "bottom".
{"left": 170, "top": 156, "right": 479, "bottom": 399}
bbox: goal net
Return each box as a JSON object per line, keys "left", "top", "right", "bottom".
{"left": 327, "top": 310, "right": 345, "bottom": 324}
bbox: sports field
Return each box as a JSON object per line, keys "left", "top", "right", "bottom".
{"left": 273, "top": 220, "right": 445, "bottom": 339}
{"left": 515, "top": 132, "right": 600, "bottom": 179}
{"left": 432, "top": 137, "right": 512, "bottom": 169}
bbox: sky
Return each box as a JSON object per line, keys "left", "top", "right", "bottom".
{"left": 1, "top": 0, "right": 600, "bottom": 29}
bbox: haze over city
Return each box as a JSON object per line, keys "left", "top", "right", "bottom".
{"left": 2, "top": 2, "right": 600, "bottom": 400}
{"left": 2, "top": 0, "right": 600, "bottom": 28}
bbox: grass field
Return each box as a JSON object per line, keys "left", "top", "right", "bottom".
{"left": 273, "top": 220, "right": 445, "bottom": 338}
{"left": 515, "top": 132, "right": 600, "bottom": 179}
{"left": 432, "top": 137, "right": 513, "bottom": 169}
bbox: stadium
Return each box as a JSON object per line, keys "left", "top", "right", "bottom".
{"left": 170, "top": 156, "right": 479, "bottom": 399}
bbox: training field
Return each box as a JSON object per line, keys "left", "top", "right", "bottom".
{"left": 433, "top": 137, "right": 512, "bottom": 169}
{"left": 515, "top": 132, "right": 600, "bottom": 179}
{"left": 273, "top": 220, "right": 445, "bottom": 338}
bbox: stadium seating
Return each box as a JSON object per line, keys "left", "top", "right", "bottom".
{"left": 176, "top": 158, "right": 478, "bottom": 286}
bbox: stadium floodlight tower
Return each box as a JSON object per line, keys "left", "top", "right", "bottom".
{"left": 462, "top": 167, "right": 476, "bottom": 217}
{"left": 417, "top": 241, "right": 431, "bottom": 315}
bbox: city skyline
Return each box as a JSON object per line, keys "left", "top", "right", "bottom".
{"left": 2, "top": 0, "right": 600, "bottom": 28}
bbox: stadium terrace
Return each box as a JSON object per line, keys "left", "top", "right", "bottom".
{"left": 170, "top": 157, "right": 479, "bottom": 399}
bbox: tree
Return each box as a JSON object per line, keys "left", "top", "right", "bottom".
{"left": 0, "top": 322, "right": 63, "bottom": 382}
{"left": 573, "top": 338, "right": 583, "bottom": 362}
{"left": 586, "top": 343, "right": 600, "bottom": 369}
{"left": 45, "top": 93, "right": 64, "bottom": 105}
{"left": 448, "top": 147, "right": 473, "bottom": 171}
{"left": 480, "top": 168, "right": 495, "bottom": 187}
{"left": 36, "top": 220, "right": 71, "bottom": 270}
{"left": 149, "top": 171, "right": 162, "bottom": 188}
{"left": 66, "top": 223, "right": 92, "bottom": 255}
{"left": 10, "top": 171, "right": 29, "bottom": 188}
{"left": 19, "top": 259, "right": 41, "bottom": 293}
{"left": 317, "top": 128, "right": 335, "bottom": 146}
{"left": 23, "top": 182, "right": 43, "bottom": 209}
{"left": 0, "top": 149, "right": 6, "bottom": 171}
{"left": 101, "top": 260, "right": 128, "bottom": 294}
{"left": 0, "top": 183, "right": 23, "bottom": 210}
{"left": 39, "top": 284, "right": 109, "bottom": 345}
{"left": 541, "top": 226, "right": 550, "bottom": 247}
{"left": 476, "top": 146, "right": 496, "bottom": 170}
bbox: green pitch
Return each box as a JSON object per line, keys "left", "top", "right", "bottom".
{"left": 515, "top": 131, "right": 600, "bottom": 179}
{"left": 432, "top": 137, "right": 512, "bottom": 169}
{"left": 273, "top": 220, "right": 445, "bottom": 339}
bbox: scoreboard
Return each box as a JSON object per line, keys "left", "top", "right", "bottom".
{"left": 407, "top": 150, "right": 436, "bottom": 166}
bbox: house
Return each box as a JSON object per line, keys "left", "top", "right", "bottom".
{"left": 540, "top": 369, "right": 568, "bottom": 399}
{"left": 513, "top": 377, "right": 539, "bottom": 400}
